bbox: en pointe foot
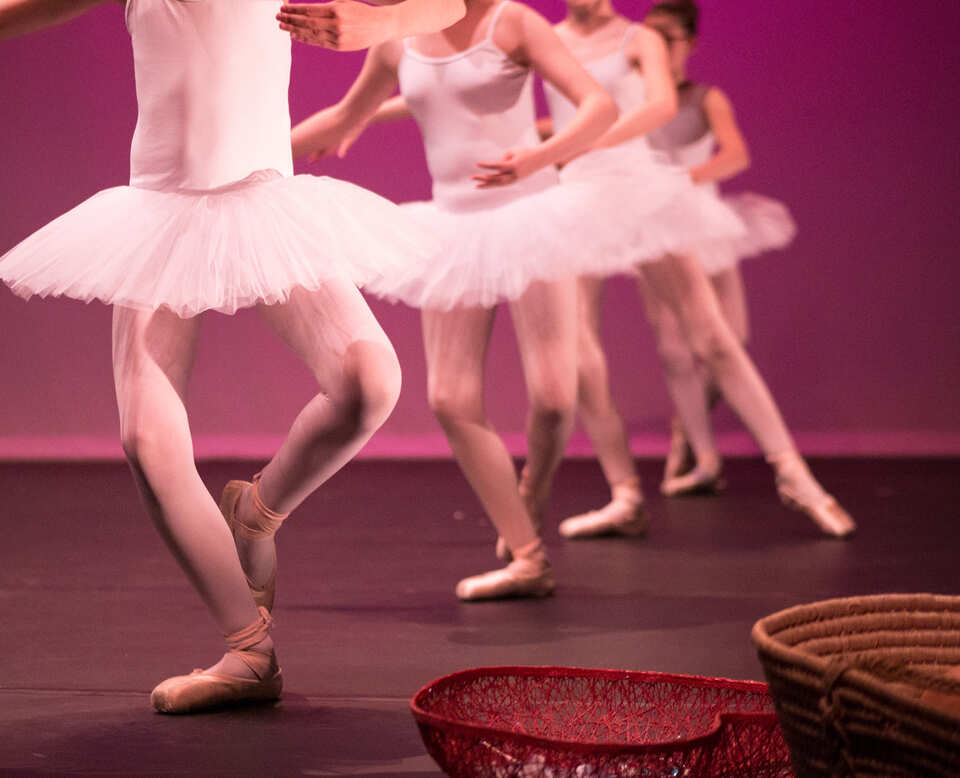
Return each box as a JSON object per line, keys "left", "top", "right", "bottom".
{"left": 769, "top": 451, "right": 857, "bottom": 538}
{"left": 151, "top": 607, "right": 283, "bottom": 714}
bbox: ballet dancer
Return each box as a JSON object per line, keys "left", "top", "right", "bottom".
{"left": 541, "top": 0, "right": 856, "bottom": 538}
{"left": 293, "top": 0, "right": 642, "bottom": 600}
{"left": 0, "top": 0, "right": 465, "bottom": 713}
{"left": 641, "top": 1, "right": 798, "bottom": 495}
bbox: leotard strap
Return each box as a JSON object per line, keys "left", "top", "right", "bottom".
{"left": 485, "top": 1, "right": 511, "bottom": 44}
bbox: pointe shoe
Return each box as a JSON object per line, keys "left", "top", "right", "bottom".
{"left": 151, "top": 606, "right": 283, "bottom": 714}
{"left": 769, "top": 451, "right": 857, "bottom": 538}
{"left": 559, "top": 480, "right": 647, "bottom": 539}
{"left": 457, "top": 540, "right": 555, "bottom": 601}
{"left": 663, "top": 417, "right": 695, "bottom": 483}
{"left": 495, "top": 466, "right": 543, "bottom": 563}
{"left": 220, "top": 473, "right": 289, "bottom": 612}
{"left": 661, "top": 462, "right": 726, "bottom": 497}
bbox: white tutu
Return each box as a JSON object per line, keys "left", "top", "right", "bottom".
{"left": 0, "top": 169, "right": 439, "bottom": 318}
{"left": 694, "top": 192, "right": 797, "bottom": 275}
{"left": 363, "top": 175, "right": 656, "bottom": 311}
{"left": 559, "top": 139, "right": 750, "bottom": 273}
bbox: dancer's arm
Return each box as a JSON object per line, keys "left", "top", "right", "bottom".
{"left": 591, "top": 25, "right": 677, "bottom": 150}
{"left": 474, "top": 4, "right": 617, "bottom": 187}
{"left": 688, "top": 87, "right": 750, "bottom": 184}
{"left": 278, "top": 0, "right": 465, "bottom": 52}
{"left": 291, "top": 40, "right": 402, "bottom": 160}
{"left": 0, "top": 0, "right": 115, "bottom": 41}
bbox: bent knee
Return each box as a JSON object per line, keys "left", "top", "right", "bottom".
{"left": 337, "top": 339, "right": 402, "bottom": 431}
{"left": 529, "top": 388, "right": 575, "bottom": 428}
{"left": 427, "top": 386, "right": 485, "bottom": 429}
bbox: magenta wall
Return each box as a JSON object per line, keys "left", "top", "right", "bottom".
{"left": 1, "top": 0, "right": 958, "bottom": 459}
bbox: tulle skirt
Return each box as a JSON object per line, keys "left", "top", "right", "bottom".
{"left": 557, "top": 139, "right": 750, "bottom": 274}
{"left": 365, "top": 140, "right": 748, "bottom": 311}
{"left": 0, "top": 169, "right": 439, "bottom": 318}
{"left": 695, "top": 192, "right": 797, "bottom": 275}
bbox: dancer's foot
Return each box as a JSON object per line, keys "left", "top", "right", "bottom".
{"left": 151, "top": 607, "right": 283, "bottom": 714}
{"left": 663, "top": 417, "right": 695, "bottom": 483}
{"left": 495, "top": 465, "right": 544, "bottom": 563}
{"left": 559, "top": 478, "right": 646, "bottom": 539}
{"left": 661, "top": 453, "right": 725, "bottom": 497}
{"left": 768, "top": 451, "right": 856, "bottom": 538}
{"left": 457, "top": 540, "right": 555, "bottom": 601}
{"left": 220, "top": 474, "right": 289, "bottom": 612}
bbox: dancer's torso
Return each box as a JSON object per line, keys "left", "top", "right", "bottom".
{"left": 647, "top": 82, "right": 714, "bottom": 169}
{"left": 544, "top": 23, "right": 649, "bottom": 141}
{"left": 398, "top": 1, "right": 557, "bottom": 211}
{"left": 126, "top": 0, "right": 294, "bottom": 191}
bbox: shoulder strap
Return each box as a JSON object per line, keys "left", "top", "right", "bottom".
{"left": 485, "top": 1, "right": 511, "bottom": 42}
{"left": 619, "top": 23, "right": 640, "bottom": 52}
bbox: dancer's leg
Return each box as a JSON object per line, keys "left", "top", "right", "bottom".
{"left": 509, "top": 278, "right": 579, "bottom": 524}
{"left": 559, "top": 276, "right": 645, "bottom": 538}
{"left": 112, "top": 306, "right": 269, "bottom": 680}
{"left": 229, "top": 282, "right": 402, "bottom": 598}
{"left": 423, "top": 304, "right": 552, "bottom": 599}
{"left": 573, "top": 276, "right": 640, "bottom": 489}
{"left": 639, "top": 254, "right": 855, "bottom": 536}
{"left": 639, "top": 253, "right": 793, "bottom": 455}
{"left": 637, "top": 274, "right": 721, "bottom": 494}
{"left": 711, "top": 266, "right": 749, "bottom": 345}
{"left": 423, "top": 304, "right": 537, "bottom": 553}
{"left": 645, "top": 266, "right": 749, "bottom": 493}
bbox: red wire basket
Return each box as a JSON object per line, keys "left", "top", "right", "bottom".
{"left": 410, "top": 666, "right": 794, "bottom": 777}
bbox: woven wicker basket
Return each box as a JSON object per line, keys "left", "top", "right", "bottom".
{"left": 410, "top": 666, "right": 793, "bottom": 777}
{"left": 751, "top": 593, "right": 960, "bottom": 777}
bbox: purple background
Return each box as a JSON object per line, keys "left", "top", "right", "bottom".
{"left": 1, "top": 0, "right": 958, "bottom": 459}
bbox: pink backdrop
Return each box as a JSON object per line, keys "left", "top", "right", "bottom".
{"left": 1, "top": 0, "right": 958, "bottom": 459}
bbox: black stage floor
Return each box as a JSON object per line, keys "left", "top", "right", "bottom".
{"left": 0, "top": 457, "right": 956, "bottom": 776}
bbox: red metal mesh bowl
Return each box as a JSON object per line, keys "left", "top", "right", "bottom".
{"left": 410, "top": 666, "right": 794, "bottom": 777}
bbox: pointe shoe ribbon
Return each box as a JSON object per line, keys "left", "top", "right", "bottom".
{"left": 151, "top": 606, "right": 283, "bottom": 714}
{"left": 767, "top": 451, "right": 857, "bottom": 538}
{"left": 220, "top": 472, "right": 289, "bottom": 611}
{"left": 457, "top": 539, "right": 555, "bottom": 601}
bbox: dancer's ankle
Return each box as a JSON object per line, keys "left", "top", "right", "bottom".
{"left": 694, "top": 449, "right": 722, "bottom": 475}
{"left": 610, "top": 475, "right": 643, "bottom": 505}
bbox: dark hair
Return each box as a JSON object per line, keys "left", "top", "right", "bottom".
{"left": 648, "top": 0, "right": 699, "bottom": 37}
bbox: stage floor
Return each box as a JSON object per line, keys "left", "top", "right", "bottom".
{"left": 1, "top": 457, "right": 956, "bottom": 776}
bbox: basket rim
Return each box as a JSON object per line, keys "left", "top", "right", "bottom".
{"left": 409, "top": 665, "right": 781, "bottom": 755}
{"left": 751, "top": 592, "right": 960, "bottom": 671}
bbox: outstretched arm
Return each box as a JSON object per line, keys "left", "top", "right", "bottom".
{"left": 0, "top": 0, "right": 116, "bottom": 41}
{"left": 278, "top": 0, "right": 465, "bottom": 52}
{"left": 592, "top": 25, "right": 676, "bottom": 149}
{"left": 474, "top": 4, "right": 617, "bottom": 187}
{"left": 689, "top": 87, "right": 750, "bottom": 184}
{"left": 291, "top": 40, "right": 402, "bottom": 160}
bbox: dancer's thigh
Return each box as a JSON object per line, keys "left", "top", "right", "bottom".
{"left": 257, "top": 281, "right": 397, "bottom": 395}
{"left": 112, "top": 305, "right": 202, "bottom": 444}
{"left": 421, "top": 305, "right": 496, "bottom": 415}
{"left": 509, "top": 279, "right": 578, "bottom": 407}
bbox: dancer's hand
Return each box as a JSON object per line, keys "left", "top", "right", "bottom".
{"left": 278, "top": 1, "right": 399, "bottom": 51}
{"left": 473, "top": 148, "right": 543, "bottom": 188}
